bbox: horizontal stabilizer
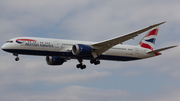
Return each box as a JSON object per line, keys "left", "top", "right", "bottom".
{"left": 147, "top": 45, "right": 178, "bottom": 54}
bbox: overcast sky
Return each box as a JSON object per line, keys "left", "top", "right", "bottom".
{"left": 0, "top": 0, "right": 180, "bottom": 101}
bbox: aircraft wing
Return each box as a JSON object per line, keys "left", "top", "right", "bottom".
{"left": 91, "top": 22, "right": 166, "bottom": 58}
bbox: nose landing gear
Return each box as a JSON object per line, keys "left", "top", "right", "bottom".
{"left": 13, "top": 53, "right": 19, "bottom": 61}
{"left": 15, "top": 57, "right": 19, "bottom": 61}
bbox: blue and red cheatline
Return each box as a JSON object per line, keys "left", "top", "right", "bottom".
{"left": 16, "top": 39, "right": 36, "bottom": 44}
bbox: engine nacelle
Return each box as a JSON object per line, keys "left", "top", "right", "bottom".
{"left": 46, "top": 56, "right": 66, "bottom": 65}
{"left": 72, "top": 44, "right": 92, "bottom": 56}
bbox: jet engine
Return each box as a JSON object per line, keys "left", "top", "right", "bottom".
{"left": 72, "top": 44, "right": 92, "bottom": 56}
{"left": 46, "top": 56, "right": 66, "bottom": 65}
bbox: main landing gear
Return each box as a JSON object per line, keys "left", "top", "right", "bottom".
{"left": 76, "top": 59, "right": 86, "bottom": 70}
{"left": 76, "top": 59, "right": 101, "bottom": 70}
{"left": 90, "top": 59, "right": 100, "bottom": 65}
{"left": 13, "top": 53, "right": 19, "bottom": 61}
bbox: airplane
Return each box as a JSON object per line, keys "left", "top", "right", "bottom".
{"left": 1, "top": 22, "right": 177, "bottom": 69}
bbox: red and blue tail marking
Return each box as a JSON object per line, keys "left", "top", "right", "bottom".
{"left": 138, "top": 27, "right": 159, "bottom": 50}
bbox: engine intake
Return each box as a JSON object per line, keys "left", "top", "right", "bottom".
{"left": 72, "top": 44, "right": 92, "bottom": 56}
{"left": 46, "top": 56, "right": 66, "bottom": 65}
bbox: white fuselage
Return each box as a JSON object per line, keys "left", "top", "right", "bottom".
{"left": 1, "top": 37, "right": 155, "bottom": 61}
{"left": 1, "top": 22, "right": 175, "bottom": 69}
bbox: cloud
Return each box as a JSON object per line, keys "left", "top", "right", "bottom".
{"left": 139, "top": 85, "right": 180, "bottom": 101}
{"left": 1, "top": 0, "right": 180, "bottom": 101}
{"left": 1, "top": 0, "right": 180, "bottom": 42}
{"left": 58, "top": 0, "right": 180, "bottom": 41}
{"left": 121, "top": 70, "right": 143, "bottom": 76}
{"left": 0, "top": 86, "right": 128, "bottom": 101}
{"left": 2, "top": 85, "right": 180, "bottom": 101}
{"left": 0, "top": 55, "right": 111, "bottom": 85}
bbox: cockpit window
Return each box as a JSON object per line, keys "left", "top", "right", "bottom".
{"left": 6, "top": 40, "right": 13, "bottom": 43}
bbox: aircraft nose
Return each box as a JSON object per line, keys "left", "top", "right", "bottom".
{"left": 1, "top": 44, "right": 7, "bottom": 51}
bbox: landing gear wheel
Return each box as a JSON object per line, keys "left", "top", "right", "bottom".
{"left": 13, "top": 53, "right": 19, "bottom": 61}
{"left": 76, "top": 59, "right": 86, "bottom": 69}
{"left": 81, "top": 65, "right": 86, "bottom": 69}
{"left": 90, "top": 59, "right": 100, "bottom": 65}
{"left": 76, "top": 64, "right": 86, "bottom": 69}
{"left": 15, "top": 57, "right": 19, "bottom": 61}
{"left": 76, "top": 65, "right": 79, "bottom": 68}
{"left": 76, "top": 64, "right": 82, "bottom": 68}
{"left": 90, "top": 59, "right": 95, "bottom": 64}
